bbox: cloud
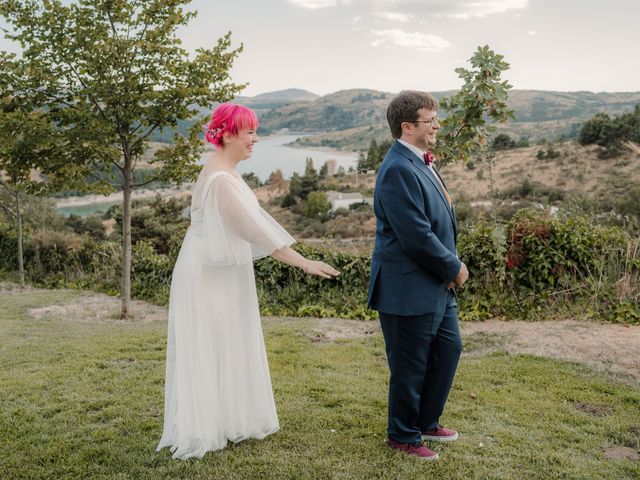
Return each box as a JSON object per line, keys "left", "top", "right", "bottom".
{"left": 445, "top": 0, "right": 528, "bottom": 19}
{"left": 289, "top": 1, "right": 528, "bottom": 18}
{"left": 527, "top": 30, "right": 536, "bottom": 35}
{"left": 373, "top": 11, "right": 414, "bottom": 22}
{"left": 288, "top": 0, "right": 338, "bottom": 9}
{"left": 370, "top": 29, "right": 450, "bottom": 52}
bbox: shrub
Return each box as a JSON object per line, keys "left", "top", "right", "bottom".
{"left": 280, "top": 193, "right": 297, "bottom": 208}
{"left": 112, "top": 195, "right": 189, "bottom": 254}
{"left": 491, "top": 133, "right": 517, "bottom": 150}
{"left": 65, "top": 214, "right": 107, "bottom": 241}
{"left": 1, "top": 208, "right": 637, "bottom": 324}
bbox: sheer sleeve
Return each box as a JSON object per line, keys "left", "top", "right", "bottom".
{"left": 201, "top": 174, "right": 295, "bottom": 265}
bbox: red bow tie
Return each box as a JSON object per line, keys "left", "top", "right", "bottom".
{"left": 423, "top": 151, "right": 434, "bottom": 166}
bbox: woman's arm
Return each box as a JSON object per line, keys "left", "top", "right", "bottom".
{"left": 271, "top": 245, "right": 340, "bottom": 279}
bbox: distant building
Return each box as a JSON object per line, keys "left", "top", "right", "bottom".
{"left": 326, "top": 190, "right": 372, "bottom": 213}
{"left": 324, "top": 159, "right": 337, "bottom": 176}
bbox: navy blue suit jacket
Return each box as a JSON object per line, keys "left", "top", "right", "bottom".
{"left": 367, "top": 140, "right": 461, "bottom": 318}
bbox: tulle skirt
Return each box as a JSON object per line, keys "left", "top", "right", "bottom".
{"left": 157, "top": 231, "right": 279, "bottom": 460}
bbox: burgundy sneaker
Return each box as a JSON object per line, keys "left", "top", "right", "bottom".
{"left": 387, "top": 439, "right": 439, "bottom": 460}
{"left": 421, "top": 426, "right": 459, "bottom": 442}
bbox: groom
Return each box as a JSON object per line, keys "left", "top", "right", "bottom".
{"left": 368, "top": 90, "right": 468, "bottom": 460}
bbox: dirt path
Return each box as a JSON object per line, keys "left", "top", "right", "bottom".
{"left": 5, "top": 284, "right": 639, "bottom": 383}
{"left": 459, "top": 320, "right": 640, "bottom": 383}
{"left": 292, "top": 316, "right": 640, "bottom": 383}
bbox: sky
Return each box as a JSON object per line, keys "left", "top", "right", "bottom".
{"left": 2, "top": 0, "right": 639, "bottom": 97}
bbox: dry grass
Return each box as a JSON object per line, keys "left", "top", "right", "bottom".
{"left": 442, "top": 141, "right": 640, "bottom": 201}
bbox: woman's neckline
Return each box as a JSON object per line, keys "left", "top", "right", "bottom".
{"left": 203, "top": 168, "right": 242, "bottom": 180}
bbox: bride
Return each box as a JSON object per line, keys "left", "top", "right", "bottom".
{"left": 157, "top": 103, "right": 340, "bottom": 460}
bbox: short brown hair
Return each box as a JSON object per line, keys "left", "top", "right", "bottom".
{"left": 386, "top": 90, "right": 439, "bottom": 139}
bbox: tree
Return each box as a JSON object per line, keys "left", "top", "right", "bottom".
{"left": 357, "top": 139, "right": 378, "bottom": 172}
{"left": 288, "top": 158, "right": 318, "bottom": 201}
{"left": 266, "top": 168, "right": 287, "bottom": 196}
{"left": 318, "top": 162, "right": 328, "bottom": 179}
{"left": 578, "top": 113, "right": 613, "bottom": 146}
{"left": 0, "top": 55, "right": 71, "bottom": 287}
{"left": 435, "top": 45, "right": 514, "bottom": 167}
{"left": 357, "top": 138, "right": 391, "bottom": 173}
{"left": 578, "top": 105, "right": 640, "bottom": 156}
{"left": 304, "top": 191, "right": 331, "bottom": 220}
{"left": 288, "top": 172, "right": 303, "bottom": 199}
{"left": 241, "top": 172, "right": 261, "bottom": 189}
{"left": 1, "top": 0, "right": 244, "bottom": 317}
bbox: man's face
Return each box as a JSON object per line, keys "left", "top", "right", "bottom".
{"left": 404, "top": 108, "right": 440, "bottom": 151}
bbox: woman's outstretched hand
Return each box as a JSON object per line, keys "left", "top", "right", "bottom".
{"left": 304, "top": 260, "right": 341, "bottom": 279}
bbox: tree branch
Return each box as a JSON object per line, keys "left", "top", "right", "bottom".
{"left": 131, "top": 124, "right": 160, "bottom": 151}
{"left": 0, "top": 200, "right": 16, "bottom": 219}
{"left": 87, "top": 172, "right": 122, "bottom": 189}
{"left": 132, "top": 176, "right": 161, "bottom": 188}
{"left": 106, "top": 6, "right": 120, "bottom": 40}
{"left": 65, "top": 62, "right": 112, "bottom": 125}
{"left": 0, "top": 178, "right": 16, "bottom": 195}
{"left": 42, "top": 91, "right": 77, "bottom": 110}
{"left": 111, "top": 158, "right": 125, "bottom": 174}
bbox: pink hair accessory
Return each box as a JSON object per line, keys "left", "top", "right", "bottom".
{"left": 207, "top": 123, "right": 227, "bottom": 138}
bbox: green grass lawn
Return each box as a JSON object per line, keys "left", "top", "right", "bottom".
{"left": 0, "top": 288, "right": 638, "bottom": 479}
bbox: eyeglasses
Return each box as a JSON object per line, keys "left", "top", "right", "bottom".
{"left": 407, "top": 115, "right": 439, "bottom": 127}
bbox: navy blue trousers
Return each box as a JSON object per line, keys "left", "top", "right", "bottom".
{"left": 379, "top": 294, "right": 462, "bottom": 444}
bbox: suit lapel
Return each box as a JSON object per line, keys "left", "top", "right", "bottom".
{"left": 392, "top": 142, "right": 456, "bottom": 229}
{"left": 432, "top": 166, "right": 458, "bottom": 239}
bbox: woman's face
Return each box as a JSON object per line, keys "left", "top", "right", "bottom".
{"left": 225, "top": 127, "right": 259, "bottom": 159}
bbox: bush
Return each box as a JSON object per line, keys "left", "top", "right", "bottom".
{"left": 112, "top": 195, "right": 189, "bottom": 254}
{"left": 491, "top": 133, "right": 516, "bottom": 150}
{"left": 1, "top": 208, "right": 638, "bottom": 324}
{"left": 280, "top": 193, "right": 297, "bottom": 208}
{"left": 65, "top": 214, "right": 107, "bottom": 241}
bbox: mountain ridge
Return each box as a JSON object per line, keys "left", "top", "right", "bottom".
{"left": 253, "top": 88, "right": 640, "bottom": 146}
{"left": 149, "top": 88, "right": 640, "bottom": 146}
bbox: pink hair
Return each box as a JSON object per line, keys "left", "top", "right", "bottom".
{"left": 205, "top": 103, "right": 259, "bottom": 147}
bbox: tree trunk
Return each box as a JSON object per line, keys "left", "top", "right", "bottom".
{"left": 121, "top": 153, "right": 133, "bottom": 319}
{"left": 15, "top": 191, "right": 25, "bottom": 289}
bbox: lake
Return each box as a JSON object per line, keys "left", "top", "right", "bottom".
{"left": 57, "top": 200, "right": 119, "bottom": 218}
{"left": 57, "top": 135, "right": 358, "bottom": 217}
{"left": 204, "top": 134, "right": 358, "bottom": 181}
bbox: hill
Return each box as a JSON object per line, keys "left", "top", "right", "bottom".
{"left": 260, "top": 89, "right": 640, "bottom": 147}
{"left": 148, "top": 89, "right": 320, "bottom": 142}
{"left": 251, "top": 88, "right": 320, "bottom": 102}
{"left": 149, "top": 88, "right": 640, "bottom": 146}
{"left": 257, "top": 89, "right": 397, "bottom": 134}
{"left": 235, "top": 89, "right": 320, "bottom": 116}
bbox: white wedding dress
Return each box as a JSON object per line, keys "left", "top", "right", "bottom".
{"left": 157, "top": 168, "right": 294, "bottom": 460}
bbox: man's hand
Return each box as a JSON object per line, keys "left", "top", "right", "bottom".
{"left": 447, "top": 262, "right": 469, "bottom": 289}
